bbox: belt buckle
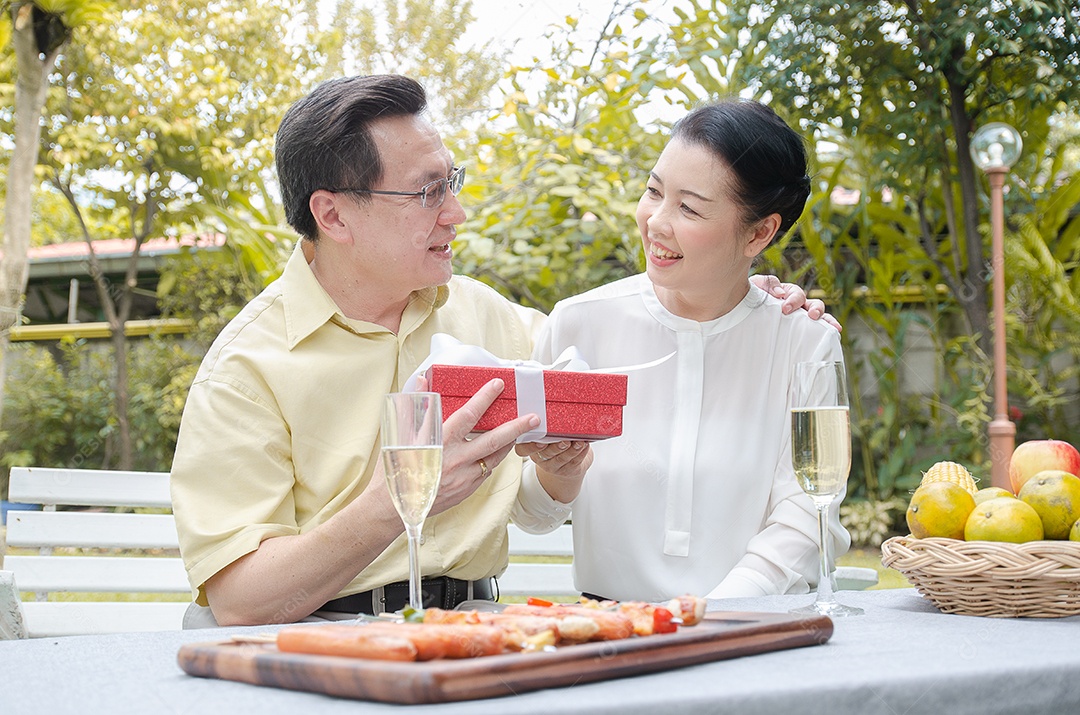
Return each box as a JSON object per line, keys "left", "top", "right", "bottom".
{"left": 371, "top": 585, "right": 385, "bottom": 615}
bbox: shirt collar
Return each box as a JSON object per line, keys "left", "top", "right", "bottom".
{"left": 280, "top": 240, "right": 338, "bottom": 349}
{"left": 281, "top": 240, "right": 452, "bottom": 349}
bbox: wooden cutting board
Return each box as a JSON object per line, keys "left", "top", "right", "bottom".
{"left": 176, "top": 610, "right": 832, "bottom": 704}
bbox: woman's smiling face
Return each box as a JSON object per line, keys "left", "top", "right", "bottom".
{"left": 636, "top": 138, "right": 774, "bottom": 321}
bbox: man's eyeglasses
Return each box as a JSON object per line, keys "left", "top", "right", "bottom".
{"left": 328, "top": 166, "right": 466, "bottom": 209}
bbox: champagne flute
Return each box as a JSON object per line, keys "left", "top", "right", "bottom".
{"left": 789, "top": 361, "right": 864, "bottom": 618}
{"left": 380, "top": 392, "right": 443, "bottom": 612}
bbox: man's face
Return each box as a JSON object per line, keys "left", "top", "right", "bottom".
{"left": 335, "top": 114, "right": 466, "bottom": 302}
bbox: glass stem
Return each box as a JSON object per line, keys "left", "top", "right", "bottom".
{"left": 814, "top": 501, "right": 835, "bottom": 605}
{"left": 405, "top": 524, "right": 423, "bottom": 611}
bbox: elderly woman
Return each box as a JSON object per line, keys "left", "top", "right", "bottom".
{"left": 517, "top": 99, "right": 850, "bottom": 602}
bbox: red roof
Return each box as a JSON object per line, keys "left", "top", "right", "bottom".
{"left": 28, "top": 234, "right": 226, "bottom": 262}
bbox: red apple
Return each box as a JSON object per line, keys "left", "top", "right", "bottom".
{"left": 1009, "top": 439, "right": 1080, "bottom": 494}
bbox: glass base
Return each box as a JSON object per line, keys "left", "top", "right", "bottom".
{"left": 790, "top": 599, "right": 864, "bottom": 618}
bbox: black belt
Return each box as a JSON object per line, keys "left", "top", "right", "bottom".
{"left": 321, "top": 576, "right": 495, "bottom": 615}
{"left": 581, "top": 591, "right": 613, "bottom": 603}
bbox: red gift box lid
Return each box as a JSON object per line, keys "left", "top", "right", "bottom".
{"left": 426, "top": 364, "right": 627, "bottom": 406}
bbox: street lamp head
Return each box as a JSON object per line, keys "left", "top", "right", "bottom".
{"left": 970, "top": 122, "right": 1023, "bottom": 171}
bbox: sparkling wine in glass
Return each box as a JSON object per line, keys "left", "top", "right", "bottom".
{"left": 789, "top": 361, "right": 863, "bottom": 618}
{"left": 381, "top": 392, "right": 443, "bottom": 612}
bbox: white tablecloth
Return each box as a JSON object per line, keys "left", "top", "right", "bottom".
{"left": 1, "top": 588, "right": 1077, "bottom": 714}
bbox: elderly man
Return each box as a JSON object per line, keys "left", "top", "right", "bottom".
{"left": 171, "top": 74, "right": 825, "bottom": 627}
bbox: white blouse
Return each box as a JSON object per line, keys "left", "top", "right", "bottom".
{"left": 524, "top": 274, "right": 851, "bottom": 602}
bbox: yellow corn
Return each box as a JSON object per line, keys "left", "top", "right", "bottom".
{"left": 920, "top": 461, "right": 978, "bottom": 495}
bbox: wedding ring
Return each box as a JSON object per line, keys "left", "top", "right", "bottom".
{"left": 478, "top": 458, "right": 489, "bottom": 479}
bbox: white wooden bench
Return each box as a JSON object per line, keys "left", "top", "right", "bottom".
{"left": 501, "top": 524, "right": 575, "bottom": 599}
{"left": 835, "top": 565, "right": 879, "bottom": 591}
{"left": 0, "top": 467, "right": 578, "bottom": 637}
{"left": 1, "top": 467, "right": 190, "bottom": 639}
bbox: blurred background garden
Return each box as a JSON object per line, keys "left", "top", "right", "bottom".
{"left": 1, "top": 0, "right": 1078, "bottom": 552}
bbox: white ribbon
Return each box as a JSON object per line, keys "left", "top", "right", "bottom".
{"left": 404, "top": 333, "right": 673, "bottom": 442}
{"left": 513, "top": 366, "right": 548, "bottom": 442}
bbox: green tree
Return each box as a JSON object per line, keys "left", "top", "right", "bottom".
{"left": 319, "top": 0, "right": 505, "bottom": 123}
{"left": 666, "top": 0, "right": 1080, "bottom": 496}
{"left": 1, "top": 337, "right": 196, "bottom": 493}
{"left": 703, "top": 0, "right": 1080, "bottom": 357}
{"left": 195, "top": 0, "right": 510, "bottom": 286}
{"left": 454, "top": 4, "right": 681, "bottom": 311}
{"left": 0, "top": 0, "right": 103, "bottom": 431}
{"left": 25, "top": 0, "right": 319, "bottom": 468}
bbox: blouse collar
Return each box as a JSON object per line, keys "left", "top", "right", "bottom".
{"left": 641, "top": 279, "right": 767, "bottom": 335}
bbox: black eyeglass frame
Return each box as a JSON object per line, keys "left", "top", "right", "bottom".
{"left": 325, "top": 165, "right": 465, "bottom": 209}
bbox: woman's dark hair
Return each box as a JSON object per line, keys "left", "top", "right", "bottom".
{"left": 671, "top": 99, "right": 811, "bottom": 233}
{"left": 275, "top": 75, "right": 428, "bottom": 240}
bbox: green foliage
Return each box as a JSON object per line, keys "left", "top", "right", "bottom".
{"left": 157, "top": 246, "right": 262, "bottom": 346}
{"left": 720, "top": 0, "right": 1078, "bottom": 177}
{"left": 193, "top": 0, "right": 506, "bottom": 285}
{"left": 0, "top": 337, "right": 199, "bottom": 497}
{"left": 320, "top": 0, "right": 505, "bottom": 123}
{"left": 671, "top": 0, "right": 1080, "bottom": 508}
{"left": 37, "top": 0, "right": 320, "bottom": 242}
{"left": 999, "top": 166, "right": 1080, "bottom": 443}
{"left": 452, "top": 6, "right": 676, "bottom": 311}
{"left": 0, "top": 179, "right": 82, "bottom": 245}
{"left": 677, "top": 0, "right": 1080, "bottom": 379}
{"left": 840, "top": 497, "right": 906, "bottom": 548}
{"left": 193, "top": 173, "right": 295, "bottom": 289}
{"left": 24, "top": 0, "right": 109, "bottom": 27}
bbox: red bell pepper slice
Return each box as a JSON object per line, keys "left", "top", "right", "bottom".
{"left": 652, "top": 606, "right": 677, "bottom": 633}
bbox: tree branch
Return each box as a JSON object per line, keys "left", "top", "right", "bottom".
{"left": 571, "top": 0, "right": 634, "bottom": 130}
{"left": 118, "top": 162, "right": 158, "bottom": 324}
{"left": 935, "top": 128, "right": 964, "bottom": 282}
{"left": 477, "top": 265, "right": 542, "bottom": 311}
{"left": 915, "top": 193, "right": 961, "bottom": 299}
{"left": 54, "top": 175, "right": 122, "bottom": 328}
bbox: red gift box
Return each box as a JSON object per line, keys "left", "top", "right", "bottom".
{"left": 426, "top": 364, "right": 627, "bottom": 441}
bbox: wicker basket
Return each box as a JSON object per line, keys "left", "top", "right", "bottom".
{"left": 880, "top": 535, "right": 1080, "bottom": 618}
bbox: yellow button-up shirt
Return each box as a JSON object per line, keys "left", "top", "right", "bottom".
{"left": 170, "top": 242, "right": 534, "bottom": 605}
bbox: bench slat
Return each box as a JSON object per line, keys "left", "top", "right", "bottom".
{"left": 6, "top": 512, "right": 180, "bottom": 550}
{"left": 8, "top": 467, "right": 171, "bottom": 508}
{"left": 835, "top": 566, "right": 878, "bottom": 591}
{"left": 497, "top": 562, "right": 576, "bottom": 597}
{"left": 5, "top": 555, "right": 190, "bottom": 593}
{"left": 507, "top": 524, "right": 573, "bottom": 557}
{"left": 20, "top": 602, "right": 189, "bottom": 638}
{"left": 504, "top": 524, "right": 576, "bottom": 596}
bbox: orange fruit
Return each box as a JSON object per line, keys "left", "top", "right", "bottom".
{"left": 906, "top": 482, "right": 976, "bottom": 539}
{"left": 964, "top": 497, "right": 1044, "bottom": 543}
{"left": 973, "top": 486, "right": 1014, "bottom": 504}
{"left": 1018, "top": 470, "right": 1080, "bottom": 540}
